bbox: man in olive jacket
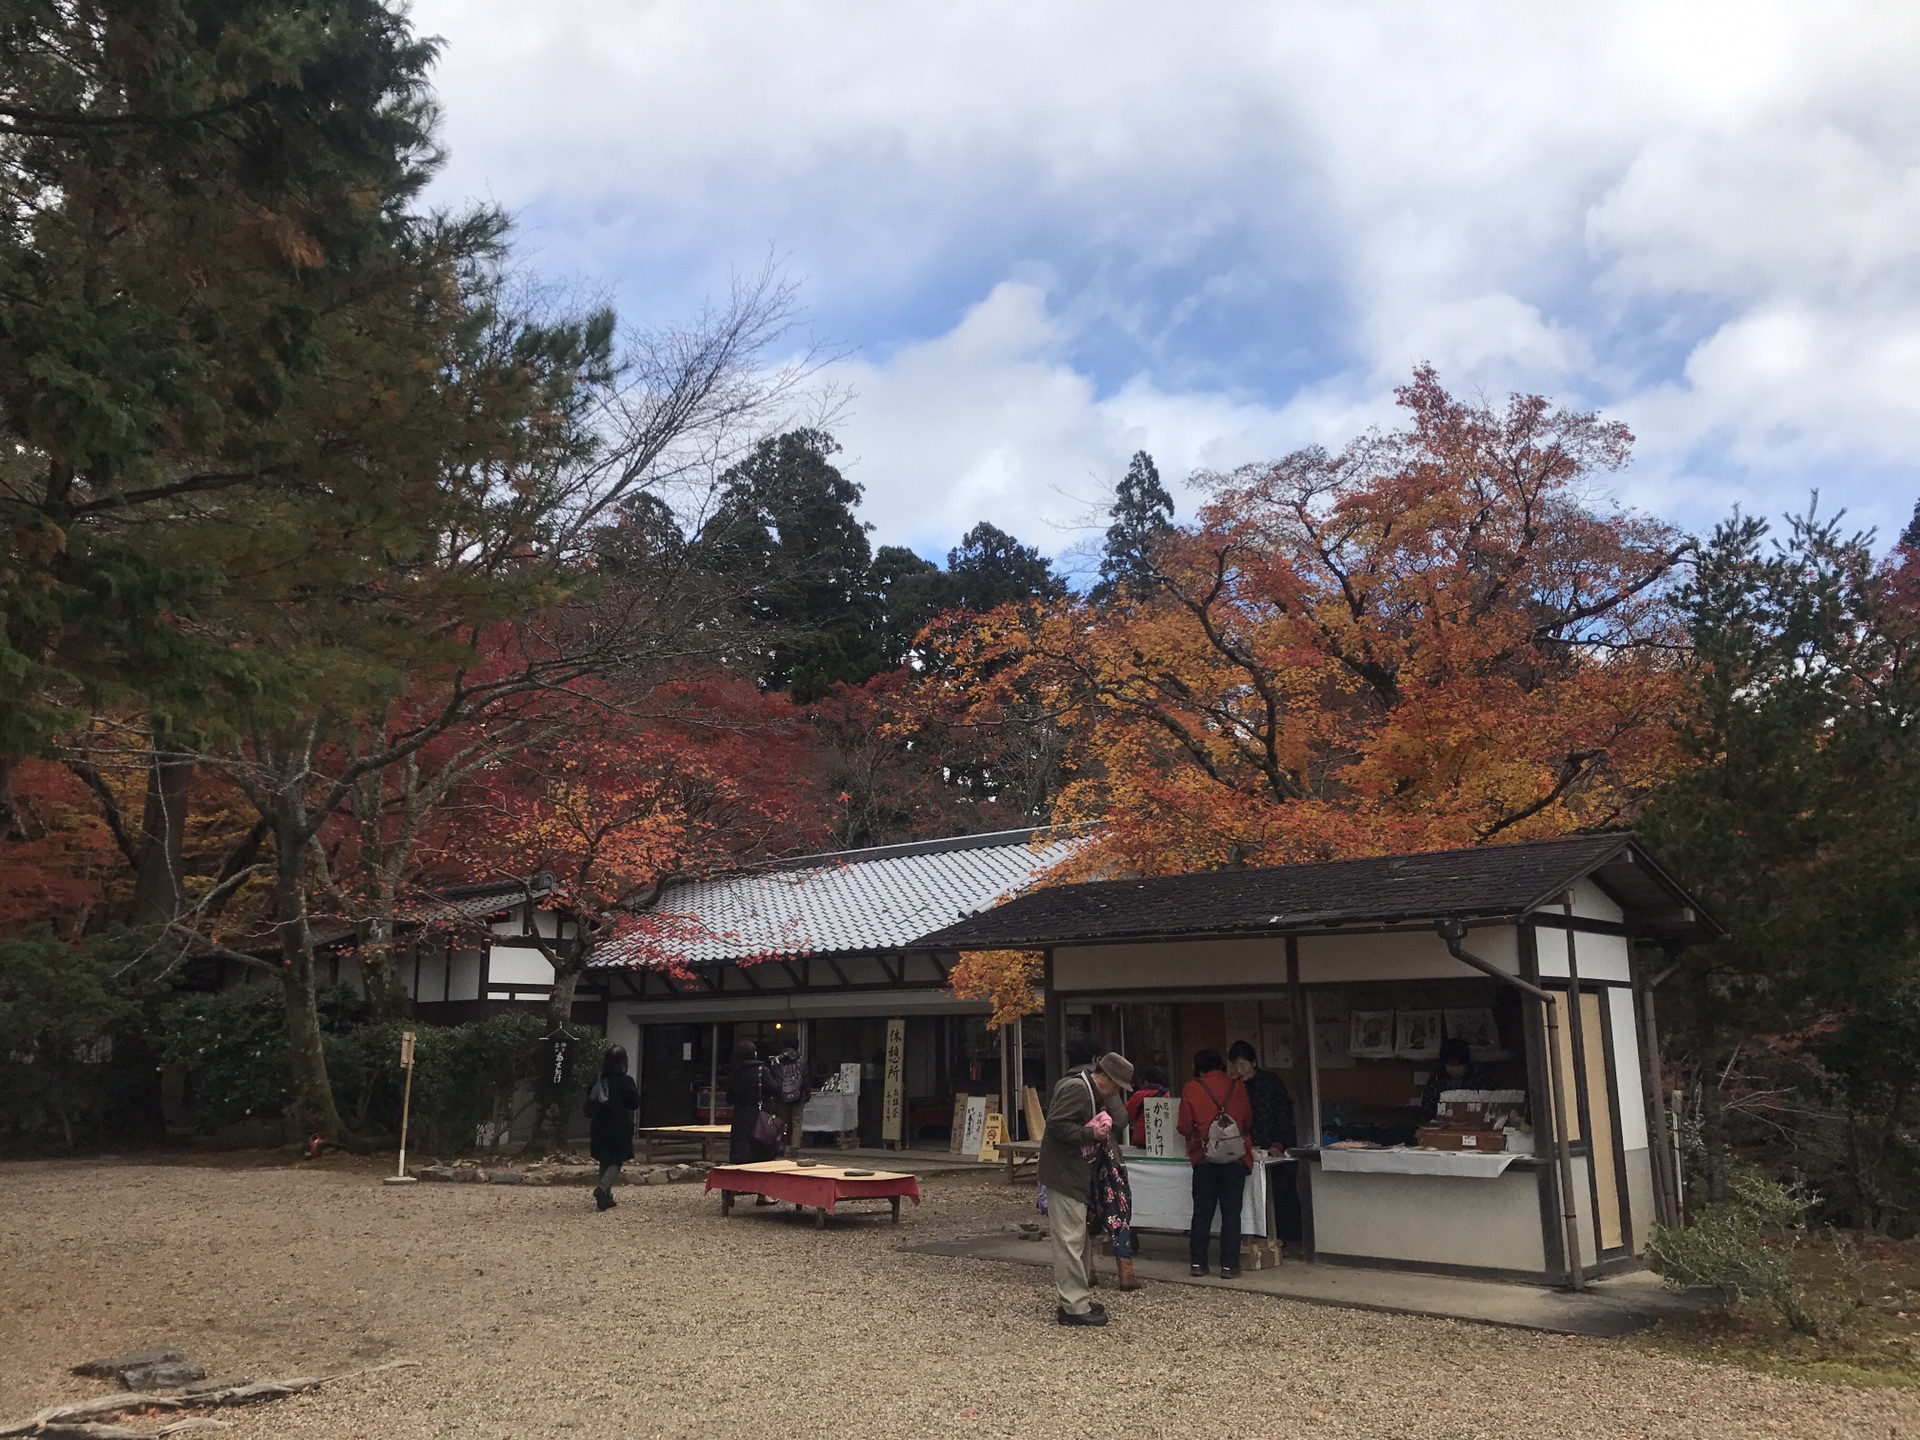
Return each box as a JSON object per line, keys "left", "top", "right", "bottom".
{"left": 1038, "top": 1041, "right": 1133, "bottom": 1326}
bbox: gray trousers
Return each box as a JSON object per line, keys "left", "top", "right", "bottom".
{"left": 1048, "top": 1190, "right": 1093, "bottom": 1315}
{"left": 596, "top": 1162, "right": 622, "bottom": 1193}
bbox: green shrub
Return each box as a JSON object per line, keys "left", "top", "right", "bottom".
{"left": 153, "top": 987, "right": 603, "bottom": 1152}
{"left": 154, "top": 981, "right": 303, "bottom": 1132}
{"left": 1647, "top": 1165, "right": 1862, "bottom": 1337}
{"left": 0, "top": 930, "right": 162, "bottom": 1149}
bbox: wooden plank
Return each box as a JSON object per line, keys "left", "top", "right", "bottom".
{"left": 1582, "top": 989, "right": 1626, "bottom": 1251}
{"left": 1022, "top": 1086, "right": 1046, "bottom": 1141}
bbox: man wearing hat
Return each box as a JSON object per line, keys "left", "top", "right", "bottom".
{"left": 1038, "top": 1038, "right": 1134, "bottom": 1326}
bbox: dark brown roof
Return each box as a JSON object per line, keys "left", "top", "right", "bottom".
{"left": 918, "top": 833, "right": 1722, "bottom": 949}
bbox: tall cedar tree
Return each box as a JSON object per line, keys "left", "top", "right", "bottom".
{"left": 924, "top": 368, "right": 1691, "bottom": 876}
{"left": 1091, "top": 450, "right": 1175, "bottom": 603}
{"left": 700, "top": 429, "right": 883, "bottom": 702}
{"left": 0, "top": 1, "right": 444, "bottom": 839}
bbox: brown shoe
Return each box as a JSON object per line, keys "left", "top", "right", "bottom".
{"left": 1220, "top": 1265, "right": 1243, "bottom": 1280}
{"left": 1115, "top": 1258, "right": 1143, "bottom": 1291}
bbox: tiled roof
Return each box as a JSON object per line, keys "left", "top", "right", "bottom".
{"left": 919, "top": 833, "right": 1721, "bottom": 949}
{"left": 591, "top": 828, "right": 1088, "bottom": 969}
{"left": 399, "top": 882, "right": 550, "bottom": 928}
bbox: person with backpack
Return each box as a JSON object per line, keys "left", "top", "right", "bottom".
{"left": 1038, "top": 1038, "right": 1132, "bottom": 1326}
{"left": 1177, "top": 1047, "right": 1253, "bottom": 1277}
{"left": 771, "top": 1045, "right": 808, "bottom": 1150}
{"left": 585, "top": 1046, "right": 642, "bottom": 1212}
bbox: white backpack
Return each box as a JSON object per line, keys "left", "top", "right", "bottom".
{"left": 1202, "top": 1077, "right": 1247, "bottom": 1164}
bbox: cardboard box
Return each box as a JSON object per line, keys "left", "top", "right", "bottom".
{"left": 1415, "top": 1126, "right": 1509, "bottom": 1153}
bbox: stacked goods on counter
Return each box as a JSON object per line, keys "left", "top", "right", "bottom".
{"left": 1416, "top": 1090, "right": 1530, "bottom": 1154}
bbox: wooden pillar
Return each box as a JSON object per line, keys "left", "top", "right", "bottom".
{"left": 1519, "top": 922, "right": 1569, "bottom": 1283}
{"left": 1011, "top": 1013, "right": 1027, "bottom": 1140}
{"left": 1286, "top": 935, "right": 1316, "bottom": 1260}
{"left": 1636, "top": 955, "right": 1681, "bottom": 1228}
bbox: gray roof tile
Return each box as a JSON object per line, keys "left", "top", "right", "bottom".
{"left": 591, "top": 828, "right": 1086, "bottom": 968}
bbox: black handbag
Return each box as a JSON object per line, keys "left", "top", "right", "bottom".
{"left": 751, "top": 1106, "right": 784, "bottom": 1154}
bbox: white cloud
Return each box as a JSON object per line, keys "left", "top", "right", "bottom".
{"left": 825, "top": 282, "right": 1304, "bottom": 556}
{"left": 411, "top": 0, "right": 1920, "bottom": 547}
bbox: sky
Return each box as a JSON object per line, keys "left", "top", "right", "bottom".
{"left": 409, "top": 1, "right": 1920, "bottom": 568}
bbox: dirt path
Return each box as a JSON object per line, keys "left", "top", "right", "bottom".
{"left": 1, "top": 1159, "right": 1912, "bottom": 1439}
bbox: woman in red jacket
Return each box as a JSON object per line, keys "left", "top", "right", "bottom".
{"left": 1123, "top": 1064, "right": 1170, "bottom": 1146}
{"left": 1176, "top": 1048, "right": 1254, "bottom": 1277}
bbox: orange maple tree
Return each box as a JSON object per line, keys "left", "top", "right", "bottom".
{"left": 924, "top": 368, "right": 1691, "bottom": 877}
{"left": 947, "top": 948, "right": 1044, "bottom": 1029}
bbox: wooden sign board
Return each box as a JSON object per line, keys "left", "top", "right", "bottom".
{"left": 880, "top": 1018, "right": 906, "bottom": 1145}
{"left": 1141, "top": 1095, "right": 1179, "bottom": 1157}
{"left": 1022, "top": 1085, "right": 1046, "bottom": 1142}
{"left": 949, "top": 1092, "right": 971, "bottom": 1153}
{"left": 399, "top": 1030, "right": 415, "bottom": 1068}
{"left": 839, "top": 1062, "right": 862, "bottom": 1096}
{"left": 960, "top": 1095, "right": 989, "bottom": 1157}
{"left": 978, "top": 1111, "right": 1006, "bottom": 1163}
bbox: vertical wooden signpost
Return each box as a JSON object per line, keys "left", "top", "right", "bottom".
{"left": 881, "top": 1018, "right": 906, "bottom": 1148}
{"left": 386, "top": 1031, "right": 418, "bottom": 1186}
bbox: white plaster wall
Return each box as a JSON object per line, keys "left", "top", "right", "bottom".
{"left": 447, "top": 949, "right": 483, "bottom": 1002}
{"left": 1053, "top": 926, "right": 1521, "bottom": 992}
{"left": 1571, "top": 930, "right": 1631, "bottom": 984}
{"left": 1569, "top": 1153, "right": 1595, "bottom": 1269}
{"left": 411, "top": 950, "right": 448, "bottom": 1002}
{"left": 1570, "top": 878, "right": 1624, "bottom": 924}
{"left": 1053, "top": 937, "right": 1286, "bottom": 992}
{"left": 1534, "top": 927, "right": 1630, "bottom": 983}
{"left": 1624, "top": 1148, "right": 1655, "bottom": 1254}
{"left": 488, "top": 946, "right": 555, "bottom": 988}
{"left": 1535, "top": 925, "right": 1568, "bottom": 978}
{"left": 1298, "top": 926, "right": 1519, "bottom": 983}
{"left": 1310, "top": 1166, "right": 1548, "bottom": 1274}
{"left": 1608, "top": 988, "right": 1649, "bottom": 1150}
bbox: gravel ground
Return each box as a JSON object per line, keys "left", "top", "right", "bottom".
{"left": 1, "top": 1158, "right": 1914, "bottom": 1440}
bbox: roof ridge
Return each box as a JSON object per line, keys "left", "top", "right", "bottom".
{"left": 702, "top": 823, "right": 1088, "bottom": 878}
{"left": 1042, "top": 831, "right": 1632, "bottom": 895}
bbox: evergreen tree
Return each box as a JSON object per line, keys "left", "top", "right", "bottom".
{"left": 1638, "top": 507, "right": 1920, "bottom": 1207}
{"left": 0, "top": 0, "right": 448, "bottom": 837}
{"left": 869, "top": 521, "right": 1068, "bottom": 672}
{"left": 943, "top": 521, "right": 1069, "bottom": 609}
{"left": 869, "top": 543, "right": 943, "bottom": 669}
{"left": 700, "top": 429, "right": 883, "bottom": 701}
{"left": 1091, "top": 450, "right": 1175, "bottom": 602}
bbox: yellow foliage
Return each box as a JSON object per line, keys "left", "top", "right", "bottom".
{"left": 947, "top": 948, "right": 1042, "bottom": 1029}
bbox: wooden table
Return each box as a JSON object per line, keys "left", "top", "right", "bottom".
{"left": 634, "top": 1124, "right": 732, "bottom": 1163}
{"left": 705, "top": 1159, "right": 921, "bottom": 1228}
{"left": 1000, "top": 1140, "right": 1041, "bottom": 1184}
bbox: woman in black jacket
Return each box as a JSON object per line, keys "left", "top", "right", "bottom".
{"left": 588, "top": 1046, "right": 642, "bottom": 1212}
{"left": 725, "top": 1038, "right": 780, "bottom": 1165}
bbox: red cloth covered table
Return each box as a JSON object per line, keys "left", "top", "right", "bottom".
{"left": 705, "top": 1160, "right": 921, "bottom": 1227}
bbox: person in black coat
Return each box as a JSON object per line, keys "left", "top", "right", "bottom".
{"left": 725, "top": 1038, "right": 779, "bottom": 1166}
{"left": 588, "top": 1045, "right": 642, "bottom": 1212}
{"left": 722, "top": 1038, "right": 781, "bottom": 1207}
